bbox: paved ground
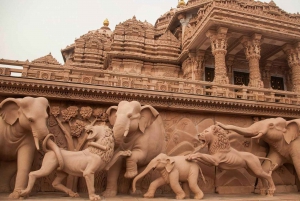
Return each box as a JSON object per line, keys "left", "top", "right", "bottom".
{"left": 1, "top": 192, "right": 300, "bottom": 201}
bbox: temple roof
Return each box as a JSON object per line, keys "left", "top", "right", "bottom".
{"left": 31, "top": 53, "right": 61, "bottom": 65}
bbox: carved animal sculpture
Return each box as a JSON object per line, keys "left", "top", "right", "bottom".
{"left": 20, "top": 125, "right": 131, "bottom": 201}
{"left": 186, "top": 125, "right": 277, "bottom": 196}
{"left": 217, "top": 118, "right": 300, "bottom": 192}
{"left": 132, "top": 153, "right": 205, "bottom": 200}
{"left": 103, "top": 101, "right": 166, "bottom": 196}
{"left": 0, "top": 97, "right": 63, "bottom": 199}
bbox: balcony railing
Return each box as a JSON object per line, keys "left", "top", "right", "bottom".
{"left": 1, "top": 66, "right": 299, "bottom": 105}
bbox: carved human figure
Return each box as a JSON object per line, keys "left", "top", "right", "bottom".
{"left": 186, "top": 125, "right": 277, "bottom": 196}
{"left": 0, "top": 97, "right": 63, "bottom": 199}
{"left": 132, "top": 153, "right": 205, "bottom": 200}
{"left": 103, "top": 101, "right": 166, "bottom": 196}
{"left": 217, "top": 117, "right": 300, "bottom": 191}
{"left": 20, "top": 125, "right": 131, "bottom": 201}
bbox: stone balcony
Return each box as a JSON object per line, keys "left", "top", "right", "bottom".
{"left": 1, "top": 65, "right": 300, "bottom": 119}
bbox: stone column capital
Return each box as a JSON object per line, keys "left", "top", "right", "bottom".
{"left": 206, "top": 27, "right": 228, "bottom": 56}
{"left": 283, "top": 42, "right": 300, "bottom": 67}
{"left": 240, "top": 34, "right": 262, "bottom": 60}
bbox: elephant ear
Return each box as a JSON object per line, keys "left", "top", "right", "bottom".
{"left": 0, "top": 98, "right": 20, "bottom": 125}
{"left": 285, "top": 120, "right": 300, "bottom": 144}
{"left": 165, "top": 158, "right": 175, "bottom": 173}
{"left": 106, "top": 106, "right": 118, "bottom": 126}
{"left": 139, "top": 105, "right": 159, "bottom": 133}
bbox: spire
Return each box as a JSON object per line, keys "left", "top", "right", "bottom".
{"left": 103, "top": 18, "right": 109, "bottom": 27}
{"left": 177, "top": 0, "right": 185, "bottom": 8}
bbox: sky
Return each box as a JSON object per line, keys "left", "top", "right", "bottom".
{"left": 0, "top": 0, "right": 299, "bottom": 64}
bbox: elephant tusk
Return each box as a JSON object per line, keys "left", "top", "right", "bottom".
{"left": 252, "top": 132, "right": 263, "bottom": 139}
{"left": 34, "top": 137, "right": 40, "bottom": 150}
{"left": 124, "top": 130, "right": 129, "bottom": 137}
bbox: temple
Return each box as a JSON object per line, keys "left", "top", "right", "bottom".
{"left": 1, "top": 0, "right": 300, "bottom": 197}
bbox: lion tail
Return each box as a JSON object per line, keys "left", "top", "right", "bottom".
{"left": 258, "top": 157, "right": 278, "bottom": 173}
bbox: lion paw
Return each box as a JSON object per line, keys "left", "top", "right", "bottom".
{"left": 102, "top": 190, "right": 117, "bottom": 197}
{"left": 89, "top": 194, "right": 101, "bottom": 200}
{"left": 176, "top": 193, "right": 186, "bottom": 200}
{"left": 9, "top": 190, "right": 21, "bottom": 199}
{"left": 121, "top": 150, "right": 132, "bottom": 157}
{"left": 144, "top": 192, "right": 154, "bottom": 198}
{"left": 194, "top": 192, "right": 204, "bottom": 200}
{"left": 20, "top": 189, "right": 31, "bottom": 197}
{"left": 69, "top": 192, "right": 79, "bottom": 197}
{"left": 124, "top": 169, "right": 138, "bottom": 178}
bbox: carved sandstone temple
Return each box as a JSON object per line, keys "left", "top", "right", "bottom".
{"left": 1, "top": 0, "right": 300, "bottom": 196}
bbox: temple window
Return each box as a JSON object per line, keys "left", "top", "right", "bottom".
{"left": 205, "top": 67, "right": 214, "bottom": 82}
{"left": 234, "top": 71, "right": 249, "bottom": 86}
{"left": 271, "top": 76, "right": 284, "bottom": 90}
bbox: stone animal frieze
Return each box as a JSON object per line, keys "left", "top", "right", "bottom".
{"left": 217, "top": 117, "right": 300, "bottom": 192}
{"left": 103, "top": 101, "right": 166, "bottom": 197}
{"left": 0, "top": 97, "right": 62, "bottom": 199}
{"left": 186, "top": 125, "right": 277, "bottom": 196}
{"left": 20, "top": 125, "right": 130, "bottom": 201}
{"left": 132, "top": 153, "right": 205, "bottom": 200}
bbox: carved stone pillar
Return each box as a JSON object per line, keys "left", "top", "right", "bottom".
{"left": 195, "top": 50, "right": 205, "bottom": 81}
{"left": 226, "top": 55, "right": 235, "bottom": 84}
{"left": 178, "top": 13, "right": 190, "bottom": 41}
{"left": 283, "top": 42, "right": 300, "bottom": 93}
{"left": 241, "top": 34, "right": 264, "bottom": 88}
{"left": 262, "top": 60, "right": 272, "bottom": 88}
{"left": 206, "top": 27, "right": 229, "bottom": 84}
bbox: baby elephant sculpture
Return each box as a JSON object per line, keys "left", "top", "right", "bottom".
{"left": 20, "top": 125, "right": 131, "bottom": 201}
{"left": 132, "top": 153, "right": 205, "bottom": 200}
{"left": 186, "top": 125, "right": 277, "bottom": 196}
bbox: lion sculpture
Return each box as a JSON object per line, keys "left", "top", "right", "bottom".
{"left": 20, "top": 125, "right": 131, "bottom": 201}
{"left": 186, "top": 125, "right": 277, "bottom": 196}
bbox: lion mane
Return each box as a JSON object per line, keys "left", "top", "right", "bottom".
{"left": 208, "top": 125, "right": 230, "bottom": 154}
{"left": 88, "top": 126, "right": 114, "bottom": 163}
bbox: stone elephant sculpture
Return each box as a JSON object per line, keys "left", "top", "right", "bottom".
{"left": 132, "top": 153, "right": 205, "bottom": 200}
{"left": 217, "top": 117, "right": 300, "bottom": 188}
{"left": 0, "top": 97, "right": 63, "bottom": 198}
{"left": 103, "top": 100, "right": 166, "bottom": 196}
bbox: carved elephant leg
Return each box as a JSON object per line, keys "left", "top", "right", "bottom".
{"left": 182, "top": 182, "right": 190, "bottom": 199}
{"left": 290, "top": 140, "right": 300, "bottom": 182}
{"left": 188, "top": 170, "right": 204, "bottom": 200}
{"left": 144, "top": 177, "right": 166, "bottom": 198}
{"left": 52, "top": 171, "right": 79, "bottom": 198}
{"left": 257, "top": 149, "right": 283, "bottom": 195}
{"left": 10, "top": 146, "right": 35, "bottom": 199}
{"left": 124, "top": 151, "right": 146, "bottom": 179}
{"left": 102, "top": 157, "right": 123, "bottom": 197}
{"left": 0, "top": 161, "right": 17, "bottom": 192}
{"left": 169, "top": 170, "right": 185, "bottom": 200}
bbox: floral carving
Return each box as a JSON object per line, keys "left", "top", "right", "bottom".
{"left": 70, "top": 120, "right": 86, "bottom": 137}
{"left": 80, "top": 106, "right": 93, "bottom": 120}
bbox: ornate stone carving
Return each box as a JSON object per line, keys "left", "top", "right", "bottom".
{"left": 241, "top": 34, "right": 264, "bottom": 88}
{"left": 283, "top": 43, "right": 300, "bottom": 93}
{"left": 206, "top": 27, "right": 229, "bottom": 84}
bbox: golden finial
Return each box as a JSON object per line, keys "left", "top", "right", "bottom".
{"left": 103, "top": 18, "right": 109, "bottom": 27}
{"left": 178, "top": 0, "right": 185, "bottom": 7}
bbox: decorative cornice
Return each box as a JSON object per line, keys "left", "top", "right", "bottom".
{"left": 0, "top": 76, "right": 300, "bottom": 118}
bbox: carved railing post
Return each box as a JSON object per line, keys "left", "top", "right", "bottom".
{"left": 241, "top": 34, "right": 264, "bottom": 88}
{"left": 283, "top": 42, "right": 300, "bottom": 93}
{"left": 206, "top": 27, "right": 229, "bottom": 85}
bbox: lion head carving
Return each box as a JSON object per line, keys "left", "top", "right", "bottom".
{"left": 197, "top": 125, "right": 230, "bottom": 154}
{"left": 86, "top": 125, "right": 114, "bottom": 163}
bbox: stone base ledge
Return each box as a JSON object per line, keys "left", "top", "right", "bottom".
{"left": 1, "top": 192, "right": 300, "bottom": 201}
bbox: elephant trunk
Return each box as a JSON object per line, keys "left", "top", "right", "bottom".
{"left": 217, "top": 122, "right": 259, "bottom": 137}
{"left": 113, "top": 114, "right": 130, "bottom": 144}
{"left": 132, "top": 159, "right": 157, "bottom": 192}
